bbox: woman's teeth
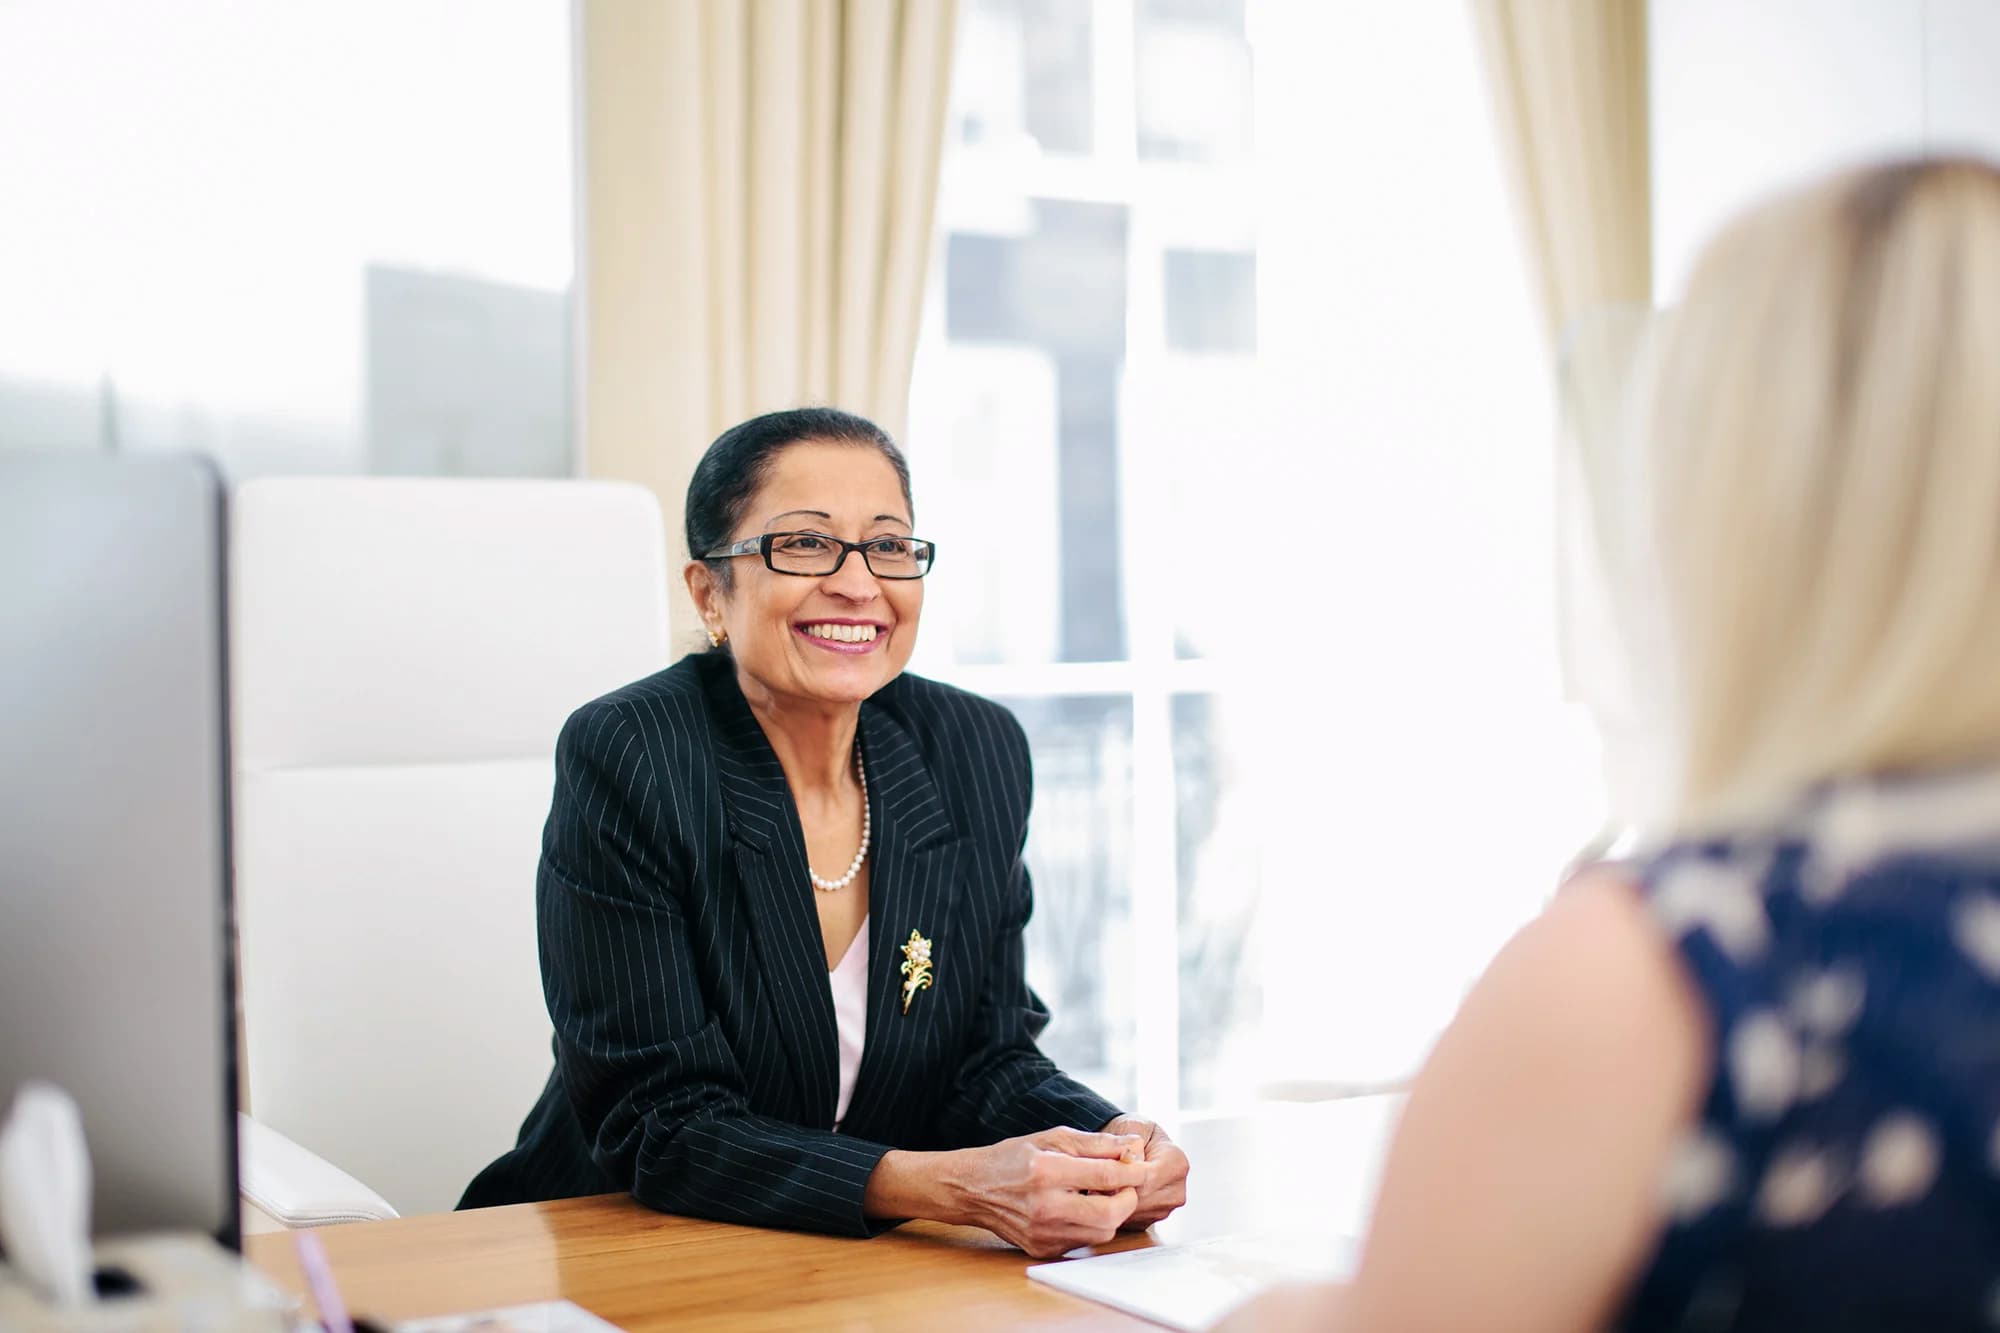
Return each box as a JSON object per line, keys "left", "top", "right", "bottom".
{"left": 802, "top": 623, "right": 878, "bottom": 643}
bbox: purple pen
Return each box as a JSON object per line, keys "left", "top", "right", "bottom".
{"left": 294, "top": 1230, "right": 356, "bottom": 1333}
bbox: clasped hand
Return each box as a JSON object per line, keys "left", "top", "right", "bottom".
{"left": 958, "top": 1119, "right": 1190, "bottom": 1258}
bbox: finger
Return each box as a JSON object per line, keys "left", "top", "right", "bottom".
{"left": 1066, "top": 1185, "right": 1138, "bottom": 1233}
{"left": 1037, "top": 1150, "right": 1148, "bottom": 1193}
{"left": 1020, "top": 1186, "right": 1134, "bottom": 1253}
{"left": 1125, "top": 1191, "right": 1187, "bottom": 1229}
{"left": 1104, "top": 1117, "right": 1161, "bottom": 1154}
{"left": 1133, "top": 1147, "right": 1187, "bottom": 1192}
{"left": 1039, "top": 1128, "right": 1146, "bottom": 1160}
{"left": 1154, "top": 1168, "right": 1190, "bottom": 1204}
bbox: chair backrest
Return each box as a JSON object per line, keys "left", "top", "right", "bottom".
{"left": 231, "top": 478, "right": 668, "bottom": 1216}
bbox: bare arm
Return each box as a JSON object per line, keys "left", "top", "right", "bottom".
{"left": 1221, "top": 873, "right": 1709, "bottom": 1332}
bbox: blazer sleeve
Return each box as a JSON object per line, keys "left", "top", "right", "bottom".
{"left": 537, "top": 700, "right": 894, "bottom": 1237}
{"left": 932, "top": 855, "right": 1126, "bottom": 1148}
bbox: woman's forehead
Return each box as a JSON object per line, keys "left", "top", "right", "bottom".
{"left": 753, "top": 441, "right": 910, "bottom": 522}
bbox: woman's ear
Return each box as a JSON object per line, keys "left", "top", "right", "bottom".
{"left": 685, "top": 561, "right": 726, "bottom": 641}
{"left": 684, "top": 559, "right": 713, "bottom": 613}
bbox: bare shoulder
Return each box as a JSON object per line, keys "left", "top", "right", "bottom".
{"left": 1487, "top": 866, "right": 1704, "bottom": 1045}
{"left": 1412, "top": 865, "right": 1710, "bottom": 1163}
{"left": 1338, "top": 867, "right": 1711, "bottom": 1333}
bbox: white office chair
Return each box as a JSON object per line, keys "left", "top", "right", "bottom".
{"left": 230, "top": 478, "right": 670, "bottom": 1223}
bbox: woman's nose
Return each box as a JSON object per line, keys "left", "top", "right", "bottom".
{"left": 822, "top": 549, "right": 881, "bottom": 599}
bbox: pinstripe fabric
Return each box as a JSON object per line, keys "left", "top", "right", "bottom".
{"left": 460, "top": 649, "right": 1122, "bottom": 1236}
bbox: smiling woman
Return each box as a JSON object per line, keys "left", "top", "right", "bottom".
{"left": 460, "top": 407, "right": 1189, "bottom": 1256}
{"left": 687, "top": 416, "right": 931, "bottom": 710}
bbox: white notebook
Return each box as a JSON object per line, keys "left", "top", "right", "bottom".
{"left": 1027, "top": 1231, "right": 1358, "bottom": 1331}
{"left": 391, "top": 1299, "right": 624, "bottom": 1332}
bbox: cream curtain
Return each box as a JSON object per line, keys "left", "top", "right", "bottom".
{"left": 580, "top": 0, "right": 959, "bottom": 647}
{"left": 1470, "top": 1, "right": 1654, "bottom": 842}
{"left": 1470, "top": 0, "right": 1652, "bottom": 345}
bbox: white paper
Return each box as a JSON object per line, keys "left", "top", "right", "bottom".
{"left": 1027, "top": 1231, "right": 1357, "bottom": 1332}
{"left": 391, "top": 1298, "right": 625, "bottom": 1332}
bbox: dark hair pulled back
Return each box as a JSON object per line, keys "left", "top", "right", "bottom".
{"left": 684, "top": 407, "right": 913, "bottom": 591}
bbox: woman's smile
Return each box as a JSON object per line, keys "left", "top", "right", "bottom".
{"left": 794, "top": 618, "right": 890, "bottom": 654}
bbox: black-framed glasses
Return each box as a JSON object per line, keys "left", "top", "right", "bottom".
{"left": 703, "top": 531, "right": 937, "bottom": 579}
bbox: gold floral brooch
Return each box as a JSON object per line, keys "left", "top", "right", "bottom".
{"left": 899, "top": 930, "right": 934, "bottom": 1014}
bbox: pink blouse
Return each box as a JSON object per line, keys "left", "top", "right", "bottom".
{"left": 829, "top": 915, "right": 869, "bottom": 1129}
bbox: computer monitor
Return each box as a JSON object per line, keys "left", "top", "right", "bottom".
{"left": 0, "top": 451, "right": 239, "bottom": 1247}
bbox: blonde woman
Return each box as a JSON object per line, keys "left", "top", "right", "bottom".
{"left": 1226, "top": 157, "right": 2000, "bottom": 1330}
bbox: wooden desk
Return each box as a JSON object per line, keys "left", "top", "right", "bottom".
{"left": 247, "top": 1097, "right": 1402, "bottom": 1331}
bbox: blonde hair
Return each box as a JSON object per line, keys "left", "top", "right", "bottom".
{"left": 1629, "top": 157, "right": 2000, "bottom": 833}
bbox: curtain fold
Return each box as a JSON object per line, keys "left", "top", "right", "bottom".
{"left": 581, "top": 0, "right": 960, "bottom": 648}
{"left": 1470, "top": 0, "right": 1652, "bottom": 346}
{"left": 1470, "top": 1, "right": 1654, "bottom": 838}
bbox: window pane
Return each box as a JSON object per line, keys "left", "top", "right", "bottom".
{"left": 924, "top": 198, "right": 1132, "bottom": 664}
{"left": 0, "top": 1, "right": 572, "bottom": 480}
{"left": 1121, "top": 355, "right": 1258, "bottom": 661}
{"left": 1164, "top": 249, "right": 1257, "bottom": 355}
{"left": 955, "top": 0, "right": 1094, "bottom": 156}
{"left": 1174, "top": 691, "right": 1260, "bottom": 1109}
{"left": 1229, "top": 2, "right": 1596, "bottom": 1085}
{"left": 1136, "top": 0, "right": 1252, "bottom": 163}
{"left": 1008, "top": 695, "right": 1136, "bottom": 1108}
{"left": 910, "top": 346, "right": 1065, "bottom": 665}
{"left": 917, "top": 1, "right": 1597, "bottom": 1103}
{"left": 364, "top": 267, "right": 570, "bottom": 477}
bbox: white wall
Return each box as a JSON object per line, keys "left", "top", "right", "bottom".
{"left": 1651, "top": 0, "right": 2000, "bottom": 300}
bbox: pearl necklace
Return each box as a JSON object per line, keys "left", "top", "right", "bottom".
{"left": 809, "top": 745, "right": 870, "bottom": 893}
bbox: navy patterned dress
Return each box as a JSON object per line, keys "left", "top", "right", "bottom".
{"left": 1618, "top": 765, "right": 2000, "bottom": 1331}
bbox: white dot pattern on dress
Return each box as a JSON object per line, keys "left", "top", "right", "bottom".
{"left": 1952, "top": 891, "right": 2000, "bottom": 983}
{"left": 1797, "top": 1044, "right": 1846, "bottom": 1101}
{"left": 1755, "top": 1143, "right": 1843, "bottom": 1227}
{"left": 1856, "top": 1112, "right": 1941, "bottom": 1208}
{"left": 1728, "top": 1011, "right": 1802, "bottom": 1121}
{"left": 1660, "top": 1130, "right": 1737, "bottom": 1223}
{"left": 1787, "top": 966, "right": 1866, "bottom": 1037}
{"left": 1629, "top": 768, "right": 2000, "bottom": 1326}
{"left": 1654, "top": 859, "right": 1774, "bottom": 962}
{"left": 1798, "top": 788, "right": 1885, "bottom": 904}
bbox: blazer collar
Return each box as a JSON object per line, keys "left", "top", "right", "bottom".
{"left": 700, "top": 653, "right": 955, "bottom": 856}
{"left": 700, "top": 653, "right": 960, "bottom": 1125}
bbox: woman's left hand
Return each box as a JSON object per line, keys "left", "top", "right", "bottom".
{"left": 1100, "top": 1115, "right": 1190, "bottom": 1229}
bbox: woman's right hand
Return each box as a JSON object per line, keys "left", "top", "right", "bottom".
{"left": 953, "top": 1127, "right": 1148, "bottom": 1257}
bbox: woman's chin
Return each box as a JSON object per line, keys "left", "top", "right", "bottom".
{"left": 789, "top": 648, "right": 907, "bottom": 702}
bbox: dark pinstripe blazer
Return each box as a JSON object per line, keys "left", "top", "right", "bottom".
{"left": 460, "top": 649, "right": 1122, "bottom": 1235}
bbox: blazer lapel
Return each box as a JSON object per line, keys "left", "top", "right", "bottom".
{"left": 706, "top": 663, "right": 840, "bottom": 1127}
{"left": 840, "top": 699, "right": 964, "bottom": 1136}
